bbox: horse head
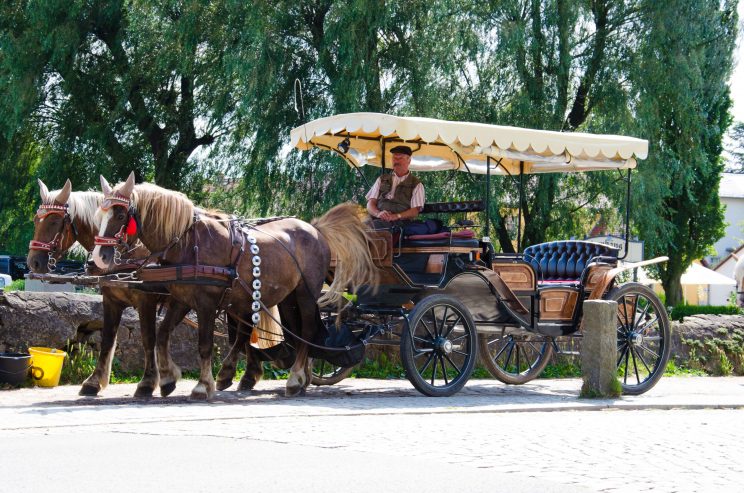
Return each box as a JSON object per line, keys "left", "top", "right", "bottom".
{"left": 27, "top": 178, "right": 79, "bottom": 273}
{"left": 91, "top": 172, "right": 140, "bottom": 271}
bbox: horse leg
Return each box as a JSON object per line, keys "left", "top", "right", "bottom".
{"left": 216, "top": 317, "right": 250, "bottom": 391}
{"left": 134, "top": 295, "right": 159, "bottom": 399}
{"left": 190, "top": 305, "right": 217, "bottom": 401}
{"left": 285, "top": 343, "right": 309, "bottom": 397}
{"left": 237, "top": 345, "right": 264, "bottom": 391}
{"left": 157, "top": 300, "right": 191, "bottom": 397}
{"left": 80, "top": 294, "right": 124, "bottom": 396}
{"left": 285, "top": 292, "right": 322, "bottom": 397}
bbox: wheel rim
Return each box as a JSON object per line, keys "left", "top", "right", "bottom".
{"left": 313, "top": 359, "right": 344, "bottom": 379}
{"left": 615, "top": 291, "right": 665, "bottom": 388}
{"left": 410, "top": 304, "right": 473, "bottom": 389}
{"left": 485, "top": 333, "right": 550, "bottom": 377}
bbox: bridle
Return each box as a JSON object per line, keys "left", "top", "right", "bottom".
{"left": 28, "top": 202, "right": 78, "bottom": 271}
{"left": 93, "top": 193, "right": 140, "bottom": 265}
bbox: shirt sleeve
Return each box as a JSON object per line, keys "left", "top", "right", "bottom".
{"left": 365, "top": 177, "right": 381, "bottom": 201}
{"left": 410, "top": 183, "right": 425, "bottom": 210}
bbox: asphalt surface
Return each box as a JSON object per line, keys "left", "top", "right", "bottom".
{"left": 1, "top": 376, "right": 743, "bottom": 492}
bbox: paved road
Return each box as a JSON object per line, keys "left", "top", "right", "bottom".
{"left": 1, "top": 377, "right": 743, "bottom": 492}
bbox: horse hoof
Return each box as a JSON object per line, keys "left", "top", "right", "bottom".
{"left": 79, "top": 384, "right": 100, "bottom": 396}
{"left": 134, "top": 386, "right": 155, "bottom": 400}
{"left": 285, "top": 385, "right": 305, "bottom": 397}
{"left": 160, "top": 381, "right": 177, "bottom": 397}
{"left": 216, "top": 378, "right": 233, "bottom": 391}
{"left": 237, "top": 378, "right": 257, "bottom": 392}
{"left": 189, "top": 390, "right": 209, "bottom": 401}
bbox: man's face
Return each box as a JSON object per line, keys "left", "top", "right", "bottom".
{"left": 392, "top": 152, "right": 411, "bottom": 176}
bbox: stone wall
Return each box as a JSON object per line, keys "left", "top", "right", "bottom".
{"left": 671, "top": 314, "right": 744, "bottom": 375}
{"left": 0, "top": 291, "right": 229, "bottom": 373}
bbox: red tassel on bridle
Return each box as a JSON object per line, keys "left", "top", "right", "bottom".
{"left": 126, "top": 216, "right": 137, "bottom": 236}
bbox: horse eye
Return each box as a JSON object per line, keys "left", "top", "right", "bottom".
{"left": 117, "top": 212, "right": 126, "bottom": 221}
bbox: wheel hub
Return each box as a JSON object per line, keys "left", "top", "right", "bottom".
{"left": 434, "top": 337, "right": 453, "bottom": 354}
{"left": 629, "top": 332, "right": 643, "bottom": 346}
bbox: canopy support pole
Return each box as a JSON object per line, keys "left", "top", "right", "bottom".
{"left": 485, "top": 156, "right": 491, "bottom": 240}
{"left": 518, "top": 162, "right": 524, "bottom": 252}
{"left": 620, "top": 168, "right": 632, "bottom": 261}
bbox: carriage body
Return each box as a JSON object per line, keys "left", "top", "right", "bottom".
{"left": 296, "top": 112, "right": 671, "bottom": 397}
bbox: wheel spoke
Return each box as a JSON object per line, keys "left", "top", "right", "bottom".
{"left": 449, "top": 333, "right": 470, "bottom": 344}
{"left": 443, "top": 353, "right": 462, "bottom": 374}
{"left": 452, "top": 349, "right": 470, "bottom": 357}
{"left": 635, "top": 343, "right": 660, "bottom": 359}
{"left": 503, "top": 340, "right": 515, "bottom": 371}
{"left": 422, "top": 310, "right": 436, "bottom": 339}
{"left": 439, "top": 355, "right": 449, "bottom": 385}
{"left": 442, "top": 314, "right": 462, "bottom": 339}
{"left": 438, "top": 306, "right": 449, "bottom": 336}
{"left": 430, "top": 354, "right": 438, "bottom": 385}
{"left": 631, "top": 295, "right": 640, "bottom": 331}
{"left": 491, "top": 339, "right": 510, "bottom": 361}
{"left": 623, "top": 344, "right": 630, "bottom": 384}
{"left": 630, "top": 345, "right": 641, "bottom": 384}
{"left": 638, "top": 316, "right": 659, "bottom": 335}
{"left": 515, "top": 343, "right": 521, "bottom": 372}
{"left": 635, "top": 299, "right": 651, "bottom": 331}
{"left": 617, "top": 343, "right": 629, "bottom": 367}
{"left": 634, "top": 346, "right": 653, "bottom": 375}
{"left": 413, "top": 335, "right": 433, "bottom": 345}
{"left": 418, "top": 351, "right": 435, "bottom": 374}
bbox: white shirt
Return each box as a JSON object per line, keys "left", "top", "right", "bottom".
{"left": 365, "top": 173, "right": 425, "bottom": 210}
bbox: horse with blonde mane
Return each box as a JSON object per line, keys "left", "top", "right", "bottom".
{"left": 91, "top": 172, "right": 378, "bottom": 399}
{"left": 26, "top": 178, "right": 190, "bottom": 398}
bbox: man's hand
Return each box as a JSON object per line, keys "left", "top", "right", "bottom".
{"left": 378, "top": 210, "right": 397, "bottom": 221}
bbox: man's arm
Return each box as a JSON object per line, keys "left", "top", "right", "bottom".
{"left": 367, "top": 198, "right": 396, "bottom": 221}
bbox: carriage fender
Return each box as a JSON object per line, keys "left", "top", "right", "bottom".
{"left": 588, "top": 256, "right": 669, "bottom": 300}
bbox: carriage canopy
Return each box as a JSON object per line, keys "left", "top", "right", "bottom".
{"left": 291, "top": 112, "right": 648, "bottom": 175}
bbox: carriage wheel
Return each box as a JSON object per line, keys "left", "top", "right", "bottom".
{"left": 478, "top": 331, "right": 554, "bottom": 384}
{"left": 400, "top": 294, "right": 478, "bottom": 397}
{"left": 606, "top": 283, "right": 671, "bottom": 395}
{"left": 311, "top": 360, "right": 354, "bottom": 386}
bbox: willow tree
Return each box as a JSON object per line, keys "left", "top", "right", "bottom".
{"left": 631, "top": 0, "right": 737, "bottom": 305}
{"left": 0, "top": 0, "right": 242, "bottom": 193}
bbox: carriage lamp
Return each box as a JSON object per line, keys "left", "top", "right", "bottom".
{"left": 338, "top": 137, "right": 351, "bottom": 154}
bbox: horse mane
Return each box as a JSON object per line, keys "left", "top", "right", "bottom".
{"left": 129, "top": 183, "right": 195, "bottom": 246}
{"left": 735, "top": 255, "right": 744, "bottom": 284}
{"left": 48, "top": 189, "right": 103, "bottom": 229}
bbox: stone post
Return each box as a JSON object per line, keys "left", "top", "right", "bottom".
{"left": 580, "top": 299, "right": 621, "bottom": 398}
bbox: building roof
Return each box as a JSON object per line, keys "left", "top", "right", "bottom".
{"left": 720, "top": 173, "right": 744, "bottom": 198}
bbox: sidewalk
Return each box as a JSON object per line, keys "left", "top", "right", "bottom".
{"left": 2, "top": 376, "right": 743, "bottom": 431}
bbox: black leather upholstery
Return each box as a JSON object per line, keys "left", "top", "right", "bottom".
{"left": 401, "top": 238, "right": 480, "bottom": 248}
{"left": 523, "top": 241, "right": 619, "bottom": 281}
{"left": 421, "top": 201, "right": 484, "bottom": 213}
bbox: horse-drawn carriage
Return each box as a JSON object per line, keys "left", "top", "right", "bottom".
{"left": 27, "top": 112, "right": 670, "bottom": 399}
{"left": 292, "top": 113, "right": 670, "bottom": 396}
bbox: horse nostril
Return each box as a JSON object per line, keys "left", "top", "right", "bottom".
{"left": 32, "top": 259, "right": 40, "bottom": 271}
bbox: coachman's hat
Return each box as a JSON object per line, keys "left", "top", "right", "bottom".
{"left": 389, "top": 145, "right": 413, "bottom": 156}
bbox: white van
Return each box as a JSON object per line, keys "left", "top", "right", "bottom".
{"left": 0, "top": 273, "right": 12, "bottom": 291}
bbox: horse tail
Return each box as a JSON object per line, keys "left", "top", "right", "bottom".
{"left": 312, "top": 203, "right": 379, "bottom": 307}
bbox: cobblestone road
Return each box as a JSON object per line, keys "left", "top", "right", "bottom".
{"left": 2, "top": 377, "right": 743, "bottom": 492}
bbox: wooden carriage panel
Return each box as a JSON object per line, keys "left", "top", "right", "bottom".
{"left": 425, "top": 254, "right": 446, "bottom": 274}
{"left": 491, "top": 263, "right": 536, "bottom": 291}
{"left": 538, "top": 288, "right": 579, "bottom": 321}
{"left": 329, "top": 230, "right": 392, "bottom": 269}
{"left": 584, "top": 264, "right": 612, "bottom": 292}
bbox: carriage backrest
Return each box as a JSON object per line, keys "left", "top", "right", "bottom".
{"left": 523, "top": 240, "right": 619, "bottom": 282}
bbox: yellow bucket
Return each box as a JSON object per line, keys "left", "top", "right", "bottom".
{"left": 28, "top": 347, "right": 67, "bottom": 387}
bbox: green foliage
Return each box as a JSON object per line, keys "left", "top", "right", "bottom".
{"left": 663, "top": 360, "right": 706, "bottom": 377}
{"left": 5, "top": 279, "right": 25, "bottom": 292}
{"left": 670, "top": 304, "right": 742, "bottom": 321}
{"left": 631, "top": 0, "right": 737, "bottom": 305}
{"left": 59, "top": 343, "right": 96, "bottom": 386}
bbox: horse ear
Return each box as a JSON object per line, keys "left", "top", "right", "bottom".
{"left": 38, "top": 178, "right": 50, "bottom": 203}
{"left": 732, "top": 253, "right": 740, "bottom": 261}
{"left": 55, "top": 179, "right": 72, "bottom": 205}
{"left": 100, "top": 175, "right": 113, "bottom": 197}
{"left": 118, "top": 171, "right": 136, "bottom": 198}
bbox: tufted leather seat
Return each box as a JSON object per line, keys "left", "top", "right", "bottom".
{"left": 523, "top": 241, "right": 619, "bottom": 282}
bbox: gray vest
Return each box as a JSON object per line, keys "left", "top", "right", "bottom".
{"left": 377, "top": 173, "right": 421, "bottom": 214}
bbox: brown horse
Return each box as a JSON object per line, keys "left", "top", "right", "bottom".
{"left": 27, "top": 179, "right": 189, "bottom": 398}
{"left": 91, "top": 173, "right": 378, "bottom": 399}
